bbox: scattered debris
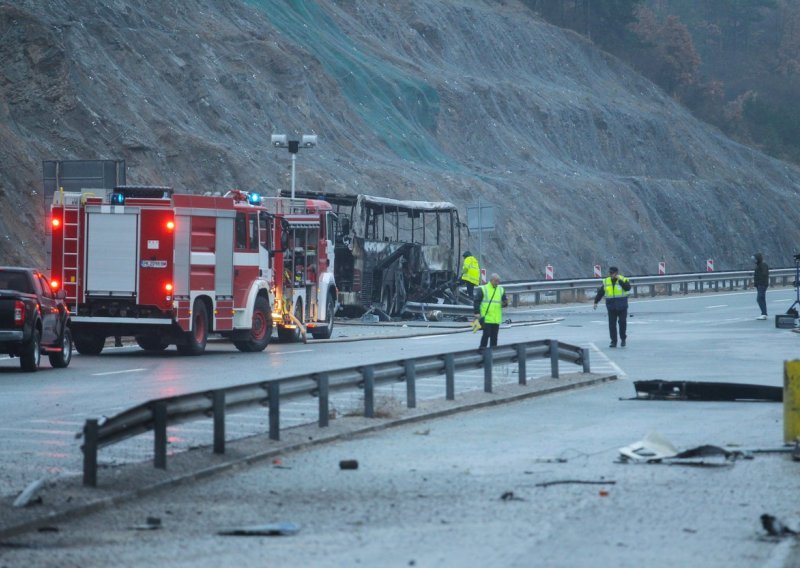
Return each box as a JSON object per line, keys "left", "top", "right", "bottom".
{"left": 414, "top": 429, "right": 431, "bottom": 436}
{"left": 535, "top": 480, "right": 616, "bottom": 488}
{"left": 339, "top": 459, "right": 359, "bottom": 470}
{"left": 218, "top": 522, "right": 300, "bottom": 537}
{"left": 36, "top": 526, "right": 59, "bottom": 533}
{"left": 761, "top": 514, "right": 798, "bottom": 537}
{"left": 13, "top": 479, "right": 46, "bottom": 508}
{"left": 500, "top": 491, "right": 524, "bottom": 501}
{"left": 532, "top": 457, "right": 568, "bottom": 464}
{"left": 598, "top": 489, "right": 609, "bottom": 497}
{"left": 631, "top": 380, "right": 782, "bottom": 402}
{"left": 129, "top": 517, "right": 162, "bottom": 531}
{"left": 618, "top": 432, "right": 742, "bottom": 466}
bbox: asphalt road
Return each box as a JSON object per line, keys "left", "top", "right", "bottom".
{"left": 1, "top": 288, "right": 799, "bottom": 566}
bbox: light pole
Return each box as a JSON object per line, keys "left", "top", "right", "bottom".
{"left": 271, "top": 134, "right": 317, "bottom": 199}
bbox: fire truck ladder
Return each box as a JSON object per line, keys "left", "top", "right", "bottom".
{"left": 61, "top": 200, "right": 81, "bottom": 311}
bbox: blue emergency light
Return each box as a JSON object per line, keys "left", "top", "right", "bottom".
{"left": 110, "top": 192, "right": 125, "bottom": 205}
{"left": 247, "top": 192, "right": 262, "bottom": 205}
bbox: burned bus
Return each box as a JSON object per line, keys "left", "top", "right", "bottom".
{"left": 283, "top": 191, "right": 462, "bottom": 315}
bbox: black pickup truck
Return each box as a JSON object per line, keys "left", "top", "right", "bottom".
{"left": 0, "top": 267, "right": 72, "bottom": 371}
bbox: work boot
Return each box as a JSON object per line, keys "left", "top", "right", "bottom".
{"left": 609, "top": 342, "right": 617, "bottom": 348}
{"left": 621, "top": 339, "right": 626, "bottom": 347}
{"left": 757, "top": 314, "right": 767, "bottom": 320}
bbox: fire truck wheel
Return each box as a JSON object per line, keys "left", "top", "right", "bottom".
{"left": 48, "top": 328, "right": 73, "bottom": 369}
{"left": 74, "top": 333, "right": 105, "bottom": 355}
{"left": 311, "top": 292, "right": 335, "bottom": 340}
{"left": 233, "top": 296, "right": 272, "bottom": 352}
{"left": 20, "top": 328, "right": 41, "bottom": 372}
{"left": 135, "top": 335, "right": 168, "bottom": 352}
{"left": 178, "top": 300, "right": 208, "bottom": 356}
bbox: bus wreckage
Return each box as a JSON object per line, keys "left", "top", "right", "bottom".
{"left": 283, "top": 191, "right": 463, "bottom": 316}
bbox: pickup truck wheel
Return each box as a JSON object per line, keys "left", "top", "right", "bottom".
{"left": 74, "top": 333, "right": 105, "bottom": 355}
{"left": 20, "top": 328, "right": 41, "bottom": 372}
{"left": 177, "top": 300, "right": 208, "bottom": 355}
{"left": 310, "top": 292, "right": 335, "bottom": 339}
{"left": 233, "top": 296, "right": 272, "bottom": 352}
{"left": 135, "top": 335, "right": 168, "bottom": 352}
{"left": 48, "top": 328, "right": 73, "bottom": 368}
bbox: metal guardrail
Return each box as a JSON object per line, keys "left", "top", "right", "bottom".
{"left": 80, "top": 339, "right": 590, "bottom": 486}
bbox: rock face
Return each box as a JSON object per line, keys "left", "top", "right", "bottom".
{"left": 1, "top": 0, "right": 798, "bottom": 277}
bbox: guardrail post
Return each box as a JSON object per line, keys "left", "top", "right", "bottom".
{"left": 268, "top": 382, "right": 280, "bottom": 441}
{"left": 556, "top": 290, "right": 561, "bottom": 303}
{"left": 404, "top": 360, "right": 417, "bottom": 408}
{"left": 649, "top": 284, "right": 656, "bottom": 297}
{"left": 363, "top": 366, "right": 375, "bottom": 418}
{"left": 535, "top": 292, "right": 541, "bottom": 305}
{"left": 549, "top": 339, "right": 560, "bottom": 378}
{"left": 83, "top": 419, "right": 98, "bottom": 487}
{"left": 444, "top": 354, "right": 455, "bottom": 400}
{"left": 667, "top": 283, "right": 673, "bottom": 296}
{"left": 515, "top": 344, "right": 527, "bottom": 385}
{"left": 153, "top": 401, "right": 167, "bottom": 470}
{"left": 581, "top": 347, "right": 591, "bottom": 373}
{"left": 483, "top": 348, "right": 493, "bottom": 393}
{"left": 512, "top": 293, "right": 519, "bottom": 308}
{"left": 318, "top": 373, "right": 329, "bottom": 428}
{"left": 213, "top": 391, "right": 225, "bottom": 455}
{"left": 633, "top": 285, "right": 639, "bottom": 298}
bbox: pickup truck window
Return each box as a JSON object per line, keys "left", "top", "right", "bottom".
{"left": 0, "top": 271, "right": 33, "bottom": 294}
{"left": 35, "top": 275, "right": 53, "bottom": 299}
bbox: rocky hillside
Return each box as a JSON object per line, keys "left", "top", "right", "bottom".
{"left": 1, "top": 0, "right": 799, "bottom": 277}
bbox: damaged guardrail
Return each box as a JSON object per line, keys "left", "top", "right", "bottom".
{"left": 80, "top": 339, "right": 590, "bottom": 487}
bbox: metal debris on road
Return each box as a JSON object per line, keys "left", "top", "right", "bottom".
{"left": 631, "top": 380, "right": 782, "bottom": 402}
{"left": 339, "top": 459, "right": 359, "bottom": 470}
{"left": 500, "top": 491, "right": 524, "bottom": 501}
{"left": 218, "top": 522, "right": 300, "bottom": 537}
{"left": 13, "top": 479, "right": 46, "bottom": 508}
{"left": 128, "top": 517, "right": 162, "bottom": 531}
{"left": 618, "top": 432, "right": 742, "bottom": 466}
{"left": 760, "top": 514, "right": 798, "bottom": 537}
{"left": 535, "top": 479, "right": 616, "bottom": 488}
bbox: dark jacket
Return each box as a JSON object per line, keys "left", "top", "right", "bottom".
{"left": 754, "top": 253, "right": 769, "bottom": 288}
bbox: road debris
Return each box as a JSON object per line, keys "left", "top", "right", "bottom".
{"left": 535, "top": 479, "right": 616, "bottom": 488}
{"left": 129, "top": 517, "right": 162, "bottom": 531}
{"left": 218, "top": 522, "right": 300, "bottom": 537}
{"left": 13, "top": 479, "right": 46, "bottom": 508}
{"left": 500, "top": 491, "right": 524, "bottom": 501}
{"left": 618, "top": 432, "right": 742, "bottom": 466}
{"left": 760, "top": 514, "right": 798, "bottom": 537}
{"left": 631, "top": 380, "right": 782, "bottom": 402}
{"left": 339, "top": 459, "right": 359, "bottom": 470}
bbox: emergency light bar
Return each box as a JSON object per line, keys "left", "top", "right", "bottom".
{"left": 247, "top": 192, "right": 262, "bottom": 205}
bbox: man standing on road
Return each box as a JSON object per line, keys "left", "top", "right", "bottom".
{"left": 474, "top": 273, "right": 508, "bottom": 350}
{"left": 753, "top": 252, "right": 770, "bottom": 320}
{"left": 460, "top": 250, "right": 481, "bottom": 300}
{"left": 593, "top": 266, "right": 632, "bottom": 348}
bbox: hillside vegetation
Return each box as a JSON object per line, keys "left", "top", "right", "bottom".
{"left": 1, "top": 0, "right": 798, "bottom": 277}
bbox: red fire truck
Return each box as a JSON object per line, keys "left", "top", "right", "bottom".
{"left": 48, "top": 186, "right": 337, "bottom": 354}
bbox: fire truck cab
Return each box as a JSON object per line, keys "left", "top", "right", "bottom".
{"left": 261, "top": 197, "right": 337, "bottom": 341}
{"left": 49, "top": 186, "right": 275, "bottom": 355}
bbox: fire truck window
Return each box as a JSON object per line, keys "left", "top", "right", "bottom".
{"left": 248, "top": 215, "right": 258, "bottom": 251}
{"left": 235, "top": 213, "right": 247, "bottom": 249}
{"left": 259, "top": 214, "right": 272, "bottom": 251}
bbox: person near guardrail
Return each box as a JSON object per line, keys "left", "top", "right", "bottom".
{"left": 461, "top": 250, "right": 481, "bottom": 300}
{"left": 753, "top": 252, "right": 770, "bottom": 320}
{"left": 593, "top": 266, "right": 631, "bottom": 348}
{"left": 474, "top": 273, "right": 508, "bottom": 351}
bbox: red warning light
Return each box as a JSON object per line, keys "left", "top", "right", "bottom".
{"left": 166, "top": 220, "right": 175, "bottom": 231}
{"left": 51, "top": 218, "right": 61, "bottom": 228}
{"left": 165, "top": 282, "right": 174, "bottom": 292}
{"left": 50, "top": 279, "right": 60, "bottom": 290}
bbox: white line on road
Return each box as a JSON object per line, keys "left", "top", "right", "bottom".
{"left": 92, "top": 368, "right": 146, "bottom": 376}
{"left": 269, "top": 349, "right": 313, "bottom": 355}
{"left": 588, "top": 342, "right": 627, "bottom": 378}
{"left": 409, "top": 334, "right": 448, "bottom": 340}
{"left": 705, "top": 304, "right": 728, "bottom": 309}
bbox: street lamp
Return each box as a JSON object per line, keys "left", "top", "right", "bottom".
{"left": 271, "top": 133, "right": 317, "bottom": 199}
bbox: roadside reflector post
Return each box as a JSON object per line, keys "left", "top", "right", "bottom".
{"left": 317, "top": 373, "right": 330, "bottom": 428}
{"left": 83, "top": 419, "right": 99, "bottom": 487}
{"left": 784, "top": 360, "right": 800, "bottom": 444}
{"left": 515, "top": 344, "right": 527, "bottom": 386}
{"left": 444, "top": 354, "right": 455, "bottom": 400}
{"left": 268, "top": 382, "right": 280, "bottom": 441}
{"left": 549, "top": 339, "right": 560, "bottom": 379}
{"left": 404, "top": 361, "right": 417, "bottom": 408}
{"left": 483, "top": 348, "right": 493, "bottom": 393}
{"left": 212, "top": 391, "right": 225, "bottom": 454}
{"left": 153, "top": 401, "right": 168, "bottom": 470}
{"left": 363, "top": 366, "right": 375, "bottom": 418}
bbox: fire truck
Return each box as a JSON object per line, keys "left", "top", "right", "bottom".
{"left": 48, "top": 186, "right": 337, "bottom": 354}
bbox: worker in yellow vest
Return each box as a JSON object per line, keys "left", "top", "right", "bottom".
{"left": 593, "top": 266, "right": 632, "bottom": 348}
{"left": 473, "top": 273, "right": 508, "bottom": 350}
{"left": 460, "top": 251, "right": 481, "bottom": 300}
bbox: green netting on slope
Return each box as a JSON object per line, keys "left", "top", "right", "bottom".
{"left": 246, "top": 0, "right": 453, "bottom": 166}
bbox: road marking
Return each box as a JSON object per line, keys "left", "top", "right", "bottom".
{"left": 705, "top": 304, "right": 728, "bottom": 309}
{"left": 410, "top": 334, "right": 448, "bottom": 340}
{"left": 588, "top": 342, "right": 627, "bottom": 378}
{"left": 92, "top": 368, "right": 146, "bottom": 376}
{"left": 269, "top": 349, "right": 313, "bottom": 355}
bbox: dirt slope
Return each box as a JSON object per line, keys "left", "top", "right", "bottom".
{"left": 1, "top": 0, "right": 798, "bottom": 277}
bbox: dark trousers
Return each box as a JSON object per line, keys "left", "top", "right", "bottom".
{"left": 607, "top": 307, "right": 627, "bottom": 345}
{"left": 756, "top": 286, "right": 767, "bottom": 315}
{"left": 480, "top": 323, "right": 500, "bottom": 348}
{"left": 463, "top": 281, "right": 475, "bottom": 300}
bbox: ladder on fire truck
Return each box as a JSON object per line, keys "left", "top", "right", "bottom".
{"left": 59, "top": 191, "right": 82, "bottom": 312}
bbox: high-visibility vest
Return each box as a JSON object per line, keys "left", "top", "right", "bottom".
{"left": 479, "top": 283, "right": 504, "bottom": 324}
{"left": 603, "top": 276, "right": 629, "bottom": 299}
{"left": 461, "top": 256, "right": 480, "bottom": 285}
